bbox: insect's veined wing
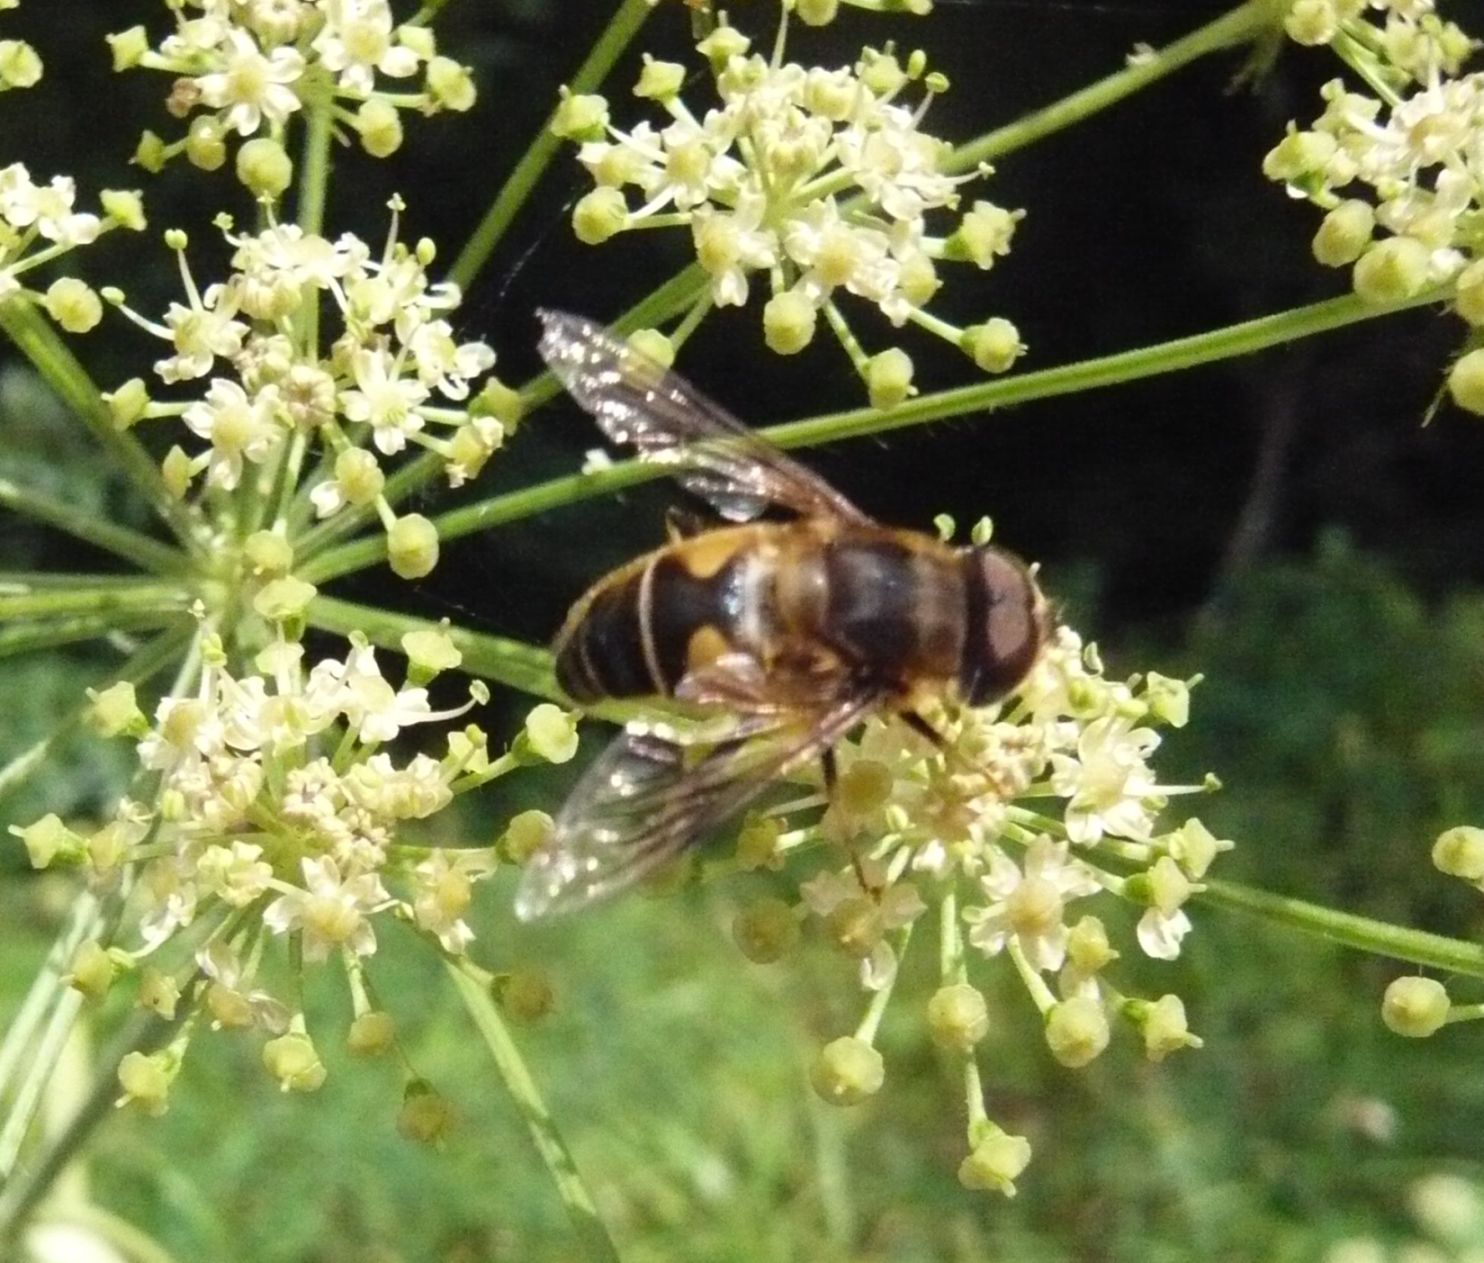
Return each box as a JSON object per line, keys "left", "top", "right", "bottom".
{"left": 537, "top": 309, "right": 874, "bottom": 525}
{"left": 513, "top": 684, "right": 881, "bottom": 921}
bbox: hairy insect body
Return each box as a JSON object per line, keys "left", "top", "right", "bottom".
{"left": 555, "top": 521, "right": 1043, "bottom": 711}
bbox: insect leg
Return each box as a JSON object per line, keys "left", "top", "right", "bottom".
{"left": 901, "top": 710, "right": 948, "bottom": 750}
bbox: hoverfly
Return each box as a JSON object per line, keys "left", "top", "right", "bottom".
{"left": 515, "top": 311, "right": 1051, "bottom": 920}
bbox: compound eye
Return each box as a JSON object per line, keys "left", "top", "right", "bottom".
{"left": 963, "top": 549, "right": 1046, "bottom": 706}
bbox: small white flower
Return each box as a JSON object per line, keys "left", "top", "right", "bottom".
{"left": 312, "top": 0, "right": 421, "bottom": 95}
{"left": 263, "top": 856, "right": 390, "bottom": 962}
{"left": 339, "top": 346, "right": 429, "bottom": 454}
{"left": 963, "top": 836, "right": 1100, "bottom": 972}
{"left": 195, "top": 27, "right": 305, "bottom": 136}
{"left": 181, "top": 379, "right": 282, "bottom": 490}
{"left": 1049, "top": 716, "right": 1162, "bottom": 844}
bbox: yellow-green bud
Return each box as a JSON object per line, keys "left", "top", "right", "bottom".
{"left": 947, "top": 201, "right": 1020, "bottom": 268}
{"left": 184, "top": 115, "right": 227, "bottom": 171}
{"left": 1143, "top": 671, "right": 1191, "bottom": 728}
{"left": 732, "top": 897, "right": 800, "bottom": 963}
{"left": 117, "top": 1051, "right": 173, "bottom": 1117}
{"left": 1261, "top": 129, "right": 1337, "bottom": 183}
{"left": 1455, "top": 260, "right": 1484, "bottom": 327}
{"left": 206, "top": 982, "right": 254, "bottom": 1029}
{"left": 763, "top": 290, "right": 817, "bottom": 355}
{"left": 572, "top": 186, "right": 627, "bottom": 245}
{"left": 926, "top": 983, "right": 990, "bottom": 1052}
{"left": 263, "top": 1028, "right": 328, "bottom": 1092}
{"left": 398, "top": 25, "right": 436, "bottom": 60}
{"left": 1134, "top": 994, "right": 1202, "bottom": 1061}
{"left": 501, "top": 808, "right": 554, "bottom": 864}
{"left": 1065, "top": 915, "right": 1117, "bottom": 975}
{"left": 1352, "top": 236, "right": 1431, "bottom": 305}
{"left": 0, "top": 40, "right": 42, "bottom": 89}
{"left": 1284, "top": 0, "right": 1339, "bottom": 45}
{"left": 1447, "top": 348, "right": 1484, "bottom": 416}
{"left": 425, "top": 56, "right": 476, "bottom": 112}
{"left": 43, "top": 277, "right": 102, "bottom": 333}
{"left": 551, "top": 90, "right": 609, "bottom": 142}
{"left": 796, "top": 0, "right": 840, "bottom": 26}
{"left": 134, "top": 130, "right": 167, "bottom": 174}
{"left": 85, "top": 681, "right": 144, "bottom": 739}
{"left": 962, "top": 319, "right": 1024, "bottom": 374}
{"left": 162, "top": 445, "right": 193, "bottom": 497}
{"left": 107, "top": 26, "right": 149, "bottom": 72}
{"left": 627, "top": 327, "right": 674, "bottom": 368}
{"left": 696, "top": 25, "right": 749, "bottom": 68}
{"left": 402, "top": 624, "right": 461, "bottom": 678}
{"left": 634, "top": 55, "right": 684, "bottom": 101}
{"left": 471, "top": 377, "right": 525, "bottom": 431}
{"left": 1166, "top": 818, "right": 1229, "bottom": 880}
{"left": 495, "top": 967, "right": 555, "bottom": 1024}
{"left": 253, "top": 575, "right": 317, "bottom": 622}
{"left": 100, "top": 188, "right": 146, "bottom": 231}
{"left": 957, "top": 1131, "right": 1032, "bottom": 1196}
{"left": 899, "top": 252, "right": 940, "bottom": 307}
{"left": 866, "top": 347, "right": 914, "bottom": 410}
{"left": 236, "top": 137, "right": 292, "bottom": 199}
{"left": 1433, "top": 826, "right": 1484, "bottom": 883}
{"left": 521, "top": 703, "right": 579, "bottom": 764}
{"left": 387, "top": 513, "right": 439, "bottom": 579}
{"left": 858, "top": 48, "right": 906, "bottom": 96}
{"left": 810, "top": 1036, "right": 884, "bottom": 1106}
{"left": 1312, "top": 199, "right": 1374, "bottom": 268}
{"left": 334, "top": 446, "right": 384, "bottom": 506}
{"left": 244, "top": 529, "right": 294, "bottom": 576}
{"left": 735, "top": 814, "right": 783, "bottom": 870}
{"left": 348, "top": 1010, "right": 397, "bottom": 1057}
{"left": 1045, "top": 996, "right": 1109, "bottom": 1068}
{"left": 87, "top": 822, "right": 131, "bottom": 874}
{"left": 68, "top": 940, "right": 119, "bottom": 1001}
{"left": 138, "top": 967, "right": 180, "bottom": 1019}
{"left": 356, "top": 97, "right": 403, "bottom": 158}
{"left": 1382, "top": 975, "right": 1449, "bottom": 1038}
{"left": 398, "top": 1080, "right": 456, "bottom": 1145}
{"left": 105, "top": 377, "right": 150, "bottom": 429}
{"left": 11, "top": 813, "right": 85, "bottom": 869}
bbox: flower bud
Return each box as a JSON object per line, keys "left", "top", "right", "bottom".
{"left": 501, "top": 808, "right": 554, "bottom": 864}
{"left": 206, "top": 982, "right": 254, "bottom": 1030}
{"left": 1284, "top": 0, "right": 1339, "bottom": 45}
{"left": 735, "top": 815, "right": 783, "bottom": 870}
{"left": 402, "top": 624, "right": 461, "bottom": 679}
{"left": 1045, "top": 996, "right": 1109, "bottom": 1068}
{"left": 244, "top": 529, "right": 294, "bottom": 577}
{"left": 236, "top": 137, "right": 293, "bottom": 200}
{"left": 826, "top": 895, "right": 883, "bottom": 958}
{"left": 551, "top": 90, "right": 609, "bottom": 142}
{"left": 866, "top": 348, "right": 914, "bottom": 410}
{"left": 348, "top": 1010, "right": 396, "bottom": 1057}
{"left": 495, "top": 967, "right": 555, "bottom": 1024}
{"left": 962, "top": 319, "right": 1025, "bottom": 374}
{"left": 1312, "top": 199, "right": 1374, "bottom": 268}
{"left": 184, "top": 115, "right": 227, "bottom": 171}
{"left": 263, "top": 1027, "right": 328, "bottom": 1092}
{"left": 1065, "top": 914, "right": 1117, "bottom": 975}
{"left": 68, "top": 941, "right": 119, "bottom": 1001}
{"left": 763, "top": 290, "right": 817, "bottom": 355}
{"left": 572, "top": 186, "right": 627, "bottom": 245}
{"left": 1351, "top": 236, "right": 1431, "bottom": 306}
{"left": 627, "top": 327, "right": 674, "bottom": 368}
{"left": 425, "top": 56, "right": 476, "bottom": 111}
{"left": 796, "top": 0, "right": 839, "bottom": 25}
{"left": 733, "top": 897, "right": 800, "bottom": 963}
{"left": 1454, "top": 260, "right": 1484, "bottom": 327}
{"left": 134, "top": 130, "right": 167, "bottom": 174}
{"left": 387, "top": 513, "right": 439, "bottom": 579}
{"left": 899, "top": 253, "right": 940, "bottom": 307}
{"left": 1382, "top": 976, "right": 1449, "bottom": 1038}
{"left": 634, "top": 56, "right": 684, "bottom": 102}
{"left": 253, "top": 575, "right": 317, "bottom": 623}
{"left": 11, "top": 813, "right": 85, "bottom": 869}
{"left": 334, "top": 446, "right": 384, "bottom": 506}
{"left": 946, "top": 201, "right": 1020, "bottom": 268}
{"left": 138, "top": 967, "right": 180, "bottom": 1019}
{"left": 162, "top": 445, "right": 193, "bottom": 498}
{"left": 696, "top": 25, "right": 749, "bottom": 68}
{"left": 957, "top": 1131, "right": 1032, "bottom": 1196}
{"left": 398, "top": 1080, "right": 456, "bottom": 1145}
{"left": 1133, "top": 994, "right": 1202, "bottom": 1061}
{"left": 926, "top": 983, "right": 989, "bottom": 1052}
{"left": 117, "top": 1051, "right": 174, "bottom": 1117}
{"left": 1165, "top": 818, "right": 1230, "bottom": 880}
{"left": 1261, "top": 129, "right": 1337, "bottom": 183}
{"left": 107, "top": 26, "right": 149, "bottom": 71}
{"left": 471, "top": 377, "right": 525, "bottom": 431}
{"left": 1432, "top": 826, "right": 1484, "bottom": 883}
{"left": 104, "top": 377, "right": 149, "bottom": 429}
{"left": 356, "top": 97, "right": 403, "bottom": 158}
{"left": 810, "top": 1036, "right": 884, "bottom": 1106}
{"left": 43, "top": 277, "right": 102, "bottom": 333}
{"left": 521, "top": 703, "right": 579, "bottom": 764}
{"left": 1447, "top": 348, "right": 1484, "bottom": 417}
{"left": 100, "top": 189, "right": 146, "bottom": 231}
{"left": 0, "top": 40, "right": 42, "bottom": 89}
{"left": 858, "top": 48, "right": 906, "bottom": 96}
{"left": 86, "top": 682, "right": 144, "bottom": 739}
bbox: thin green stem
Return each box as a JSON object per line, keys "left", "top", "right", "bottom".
{"left": 0, "top": 580, "right": 192, "bottom": 622}
{"left": 447, "top": 0, "right": 654, "bottom": 292}
{"left": 0, "top": 611, "right": 189, "bottom": 660}
{"left": 296, "top": 89, "right": 335, "bottom": 238}
{"left": 0, "top": 299, "right": 203, "bottom": 553}
{"left": 301, "top": 288, "right": 1443, "bottom": 584}
{"left": 1200, "top": 878, "right": 1484, "bottom": 979}
{"left": 447, "top": 961, "right": 622, "bottom": 1263}
{"left": 0, "top": 478, "right": 186, "bottom": 574}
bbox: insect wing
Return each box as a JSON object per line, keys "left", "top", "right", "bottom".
{"left": 537, "top": 309, "right": 874, "bottom": 525}
{"left": 514, "top": 693, "right": 880, "bottom": 920}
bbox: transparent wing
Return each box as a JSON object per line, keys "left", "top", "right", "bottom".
{"left": 537, "top": 309, "right": 874, "bottom": 525}
{"left": 514, "top": 690, "right": 880, "bottom": 920}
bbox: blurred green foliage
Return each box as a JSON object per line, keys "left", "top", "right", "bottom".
{"left": 5, "top": 542, "right": 1484, "bottom": 1262}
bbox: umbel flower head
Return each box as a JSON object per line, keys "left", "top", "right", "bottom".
{"left": 111, "top": 0, "right": 476, "bottom": 173}
{"left": 554, "top": 7, "right": 1026, "bottom": 405}
{"left": 717, "top": 548, "right": 1223, "bottom": 1192}
{"left": 12, "top": 617, "right": 582, "bottom": 1113}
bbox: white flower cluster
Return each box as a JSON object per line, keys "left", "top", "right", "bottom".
{"left": 110, "top": 0, "right": 475, "bottom": 167}
{"left": 557, "top": 17, "right": 1026, "bottom": 400}
{"left": 1267, "top": 1, "right": 1484, "bottom": 320}
{"left": 104, "top": 199, "right": 515, "bottom": 569}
